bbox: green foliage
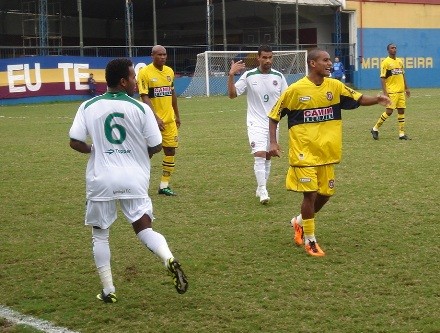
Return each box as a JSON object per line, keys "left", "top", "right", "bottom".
{"left": 0, "top": 90, "right": 439, "bottom": 333}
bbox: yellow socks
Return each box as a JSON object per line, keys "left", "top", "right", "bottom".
{"left": 398, "top": 114, "right": 405, "bottom": 136}
{"left": 302, "top": 218, "right": 316, "bottom": 243}
{"left": 161, "top": 155, "right": 175, "bottom": 184}
{"left": 374, "top": 112, "right": 390, "bottom": 129}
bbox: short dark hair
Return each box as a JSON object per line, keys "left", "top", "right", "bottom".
{"left": 105, "top": 58, "right": 133, "bottom": 88}
{"left": 307, "top": 48, "right": 323, "bottom": 66}
{"left": 258, "top": 45, "right": 272, "bottom": 56}
{"left": 387, "top": 43, "right": 396, "bottom": 50}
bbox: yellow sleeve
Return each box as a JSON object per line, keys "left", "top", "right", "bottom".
{"left": 380, "top": 58, "right": 388, "bottom": 78}
{"left": 137, "top": 67, "right": 149, "bottom": 96}
{"left": 268, "top": 89, "right": 289, "bottom": 122}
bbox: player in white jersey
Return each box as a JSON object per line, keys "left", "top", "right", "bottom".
{"left": 228, "top": 45, "right": 288, "bottom": 204}
{"left": 69, "top": 58, "right": 188, "bottom": 302}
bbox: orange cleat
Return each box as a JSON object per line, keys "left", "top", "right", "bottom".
{"left": 291, "top": 217, "right": 304, "bottom": 246}
{"left": 305, "top": 241, "right": 325, "bottom": 256}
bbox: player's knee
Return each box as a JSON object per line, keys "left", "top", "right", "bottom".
{"left": 92, "top": 227, "right": 109, "bottom": 243}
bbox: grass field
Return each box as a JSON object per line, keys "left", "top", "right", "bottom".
{"left": 1, "top": 89, "right": 439, "bottom": 333}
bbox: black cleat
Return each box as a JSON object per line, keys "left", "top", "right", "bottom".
{"left": 370, "top": 129, "right": 379, "bottom": 140}
{"left": 399, "top": 135, "right": 411, "bottom": 140}
{"left": 167, "top": 258, "right": 188, "bottom": 294}
{"left": 96, "top": 290, "right": 117, "bottom": 303}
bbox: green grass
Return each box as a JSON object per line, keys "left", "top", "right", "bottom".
{"left": 1, "top": 89, "right": 439, "bottom": 333}
{"left": 0, "top": 317, "right": 43, "bottom": 333}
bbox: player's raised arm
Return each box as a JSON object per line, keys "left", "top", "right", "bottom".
{"left": 227, "top": 60, "right": 245, "bottom": 99}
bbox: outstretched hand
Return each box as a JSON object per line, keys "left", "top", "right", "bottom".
{"left": 377, "top": 93, "right": 392, "bottom": 107}
{"left": 229, "top": 60, "right": 246, "bottom": 76}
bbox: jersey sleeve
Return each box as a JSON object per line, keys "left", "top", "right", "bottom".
{"left": 69, "top": 104, "right": 88, "bottom": 142}
{"left": 380, "top": 59, "right": 388, "bottom": 78}
{"left": 399, "top": 58, "right": 405, "bottom": 74}
{"left": 268, "top": 89, "right": 289, "bottom": 122}
{"left": 137, "top": 67, "right": 149, "bottom": 96}
{"left": 141, "top": 103, "right": 162, "bottom": 147}
{"left": 340, "top": 84, "right": 362, "bottom": 110}
{"left": 234, "top": 72, "right": 247, "bottom": 96}
{"left": 169, "top": 67, "right": 176, "bottom": 90}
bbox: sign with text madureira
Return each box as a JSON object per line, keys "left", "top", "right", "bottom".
{"left": 0, "top": 56, "right": 150, "bottom": 101}
{"left": 361, "top": 57, "right": 434, "bottom": 70}
{"left": 353, "top": 26, "right": 439, "bottom": 89}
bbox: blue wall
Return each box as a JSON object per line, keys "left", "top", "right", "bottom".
{"left": 354, "top": 28, "right": 440, "bottom": 89}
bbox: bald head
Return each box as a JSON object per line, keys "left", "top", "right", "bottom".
{"left": 152, "top": 45, "right": 166, "bottom": 55}
{"left": 151, "top": 45, "right": 167, "bottom": 69}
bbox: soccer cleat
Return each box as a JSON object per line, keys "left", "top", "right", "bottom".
{"left": 304, "top": 241, "right": 325, "bottom": 257}
{"left": 158, "top": 186, "right": 177, "bottom": 196}
{"left": 399, "top": 134, "right": 411, "bottom": 140}
{"left": 370, "top": 128, "right": 379, "bottom": 140}
{"left": 167, "top": 258, "right": 188, "bottom": 294}
{"left": 259, "top": 189, "right": 270, "bottom": 204}
{"left": 291, "top": 217, "right": 304, "bottom": 246}
{"left": 96, "top": 290, "right": 117, "bottom": 303}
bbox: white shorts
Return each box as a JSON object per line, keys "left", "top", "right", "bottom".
{"left": 247, "top": 125, "right": 278, "bottom": 154}
{"left": 84, "top": 197, "right": 154, "bottom": 229}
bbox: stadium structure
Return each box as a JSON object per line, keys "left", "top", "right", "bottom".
{"left": 0, "top": 0, "right": 439, "bottom": 104}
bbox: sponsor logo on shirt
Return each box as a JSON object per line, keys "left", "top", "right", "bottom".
{"left": 391, "top": 68, "right": 404, "bottom": 75}
{"left": 303, "top": 107, "right": 334, "bottom": 123}
{"left": 273, "top": 80, "right": 278, "bottom": 86}
{"left": 113, "top": 188, "right": 131, "bottom": 195}
{"left": 299, "top": 96, "right": 311, "bottom": 102}
{"left": 153, "top": 86, "right": 172, "bottom": 97}
{"left": 104, "top": 149, "right": 132, "bottom": 155}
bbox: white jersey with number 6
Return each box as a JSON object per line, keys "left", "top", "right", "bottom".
{"left": 69, "top": 92, "right": 162, "bottom": 201}
{"left": 234, "top": 68, "right": 288, "bottom": 128}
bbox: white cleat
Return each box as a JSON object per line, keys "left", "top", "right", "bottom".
{"left": 259, "top": 189, "right": 270, "bottom": 205}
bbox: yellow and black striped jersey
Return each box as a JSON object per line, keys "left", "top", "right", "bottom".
{"left": 380, "top": 56, "right": 405, "bottom": 94}
{"left": 137, "top": 63, "right": 175, "bottom": 123}
{"left": 269, "top": 76, "right": 363, "bottom": 167}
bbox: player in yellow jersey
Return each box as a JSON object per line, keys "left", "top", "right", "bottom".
{"left": 268, "top": 49, "right": 390, "bottom": 257}
{"left": 138, "top": 45, "right": 181, "bottom": 196}
{"left": 371, "top": 43, "right": 411, "bottom": 140}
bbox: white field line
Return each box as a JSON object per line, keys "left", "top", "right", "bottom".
{"left": 0, "top": 305, "right": 80, "bottom": 333}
